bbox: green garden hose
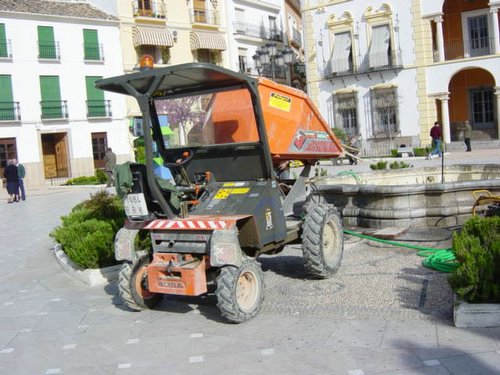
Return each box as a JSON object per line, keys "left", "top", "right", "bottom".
{"left": 343, "top": 229, "right": 459, "bottom": 273}
{"left": 337, "top": 170, "right": 363, "bottom": 184}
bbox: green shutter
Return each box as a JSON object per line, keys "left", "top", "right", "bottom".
{"left": 40, "top": 76, "right": 62, "bottom": 119}
{"left": 85, "top": 76, "right": 106, "bottom": 117}
{"left": 0, "top": 75, "right": 14, "bottom": 120}
{"left": 38, "top": 26, "right": 56, "bottom": 59}
{"left": 0, "top": 24, "right": 7, "bottom": 58}
{"left": 83, "top": 29, "right": 100, "bottom": 60}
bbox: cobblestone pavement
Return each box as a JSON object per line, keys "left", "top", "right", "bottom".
{"left": 0, "top": 150, "right": 499, "bottom": 374}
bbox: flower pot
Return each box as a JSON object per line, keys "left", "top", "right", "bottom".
{"left": 454, "top": 295, "right": 500, "bottom": 328}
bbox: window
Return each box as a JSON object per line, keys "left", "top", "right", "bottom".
{"left": 91, "top": 132, "right": 107, "bottom": 169}
{"left": 197, "top": 49, "right": 220, "bottom": 65}
{"left": 235, "top": 8, "right": 245, "bottom": 32}
{"left": 194, "top": 0, "right": 207, "bottom": 23}
{"left": 334, "top": 93, "right": 358, "bottom": 137}
{"left": 462, "top": 11, "right": 491, "bottom": 57}
{"left": 0, "top": 138, "right": 17, "bottom": 177}
{"left": 470, "top": 88, "right": 494, "bottom": 130}
{"left": 238, "top": 49, "right": 247, "bottom": 73}
{"left": 269, "top": 16, "right": 278, "bottom": 40}
{"left": 137, "top": 0, "right": 152, "bottom": 16}
{"left": 83, "top": 29, "right": 101, "bottom": 61}
{"left": 38, "top": 26, "right": 58, "bottom": 59}
{"left": 0, "top": 75, "right": 15, "bottom": 120}
{"left": 371, "top": 88, "right": 398, "bottom": 136}
{"left": 0, "top": 23, "right": 9, "bottom": 58}
{"left": 368, "top": 24, "right": 391, "bottom": 68}
{"left": 331, "top": 32, "right": 353, "bottom": 74}
{"left": 40, "top": 76, "right": 65, "bottom": 119}
{"left": 85, "top": 76, "right": 107, "bottom": 117}
{"left": 137, "top": 45, "right": 170, "bottom": 64}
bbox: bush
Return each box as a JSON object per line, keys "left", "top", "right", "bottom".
{"left": 390, "top": 149, "right": 398, "bottom": 157}
{"left": 95, "top": 169, "right": 107, "bottom": 184}
{"left": 64, "top": 176, "right": 99, "bottom": 185}
{"left": 389, "top": 161, "right": 413, "bottom": 169}
{"left": 50, "top": 190, "right": 125, "bottom": 268}
{"left": 331, "top": 127, "right": 349, "bottom": 143}
{"left": 448, "top": 216, "right": 500, "bottom": 303}
{"left": 413, "top": 146, "right": 431, "bottom": 157}
{"left": 370, "top": 160, "right": 388, "bottom": 170}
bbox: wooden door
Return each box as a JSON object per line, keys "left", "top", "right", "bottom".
{"left": 55, "top": 133, "right": 68, "bottom": 177}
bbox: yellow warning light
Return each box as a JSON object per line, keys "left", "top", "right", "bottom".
{"left": 139, "top": 54, "right": 154, "bottom": 69}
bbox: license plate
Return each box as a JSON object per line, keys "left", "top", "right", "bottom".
{"left": 124, "top": 193, "right": 148, "bottom": 218}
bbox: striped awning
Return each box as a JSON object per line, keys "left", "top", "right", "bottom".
{"left": 132, "top": 26, "right": 174, "bottom": 47}
{"left": 190, "top": 31, "right": 227, "bottom": 51}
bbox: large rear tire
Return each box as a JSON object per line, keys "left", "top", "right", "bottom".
{"left": 118, "top": 256, "right": 162, "bottom": 311}
{"left": 301, "top": 203, "right": 344, "bottom": 278}
{"left": 215, "top": 257, "right": 264, "bottom": 323}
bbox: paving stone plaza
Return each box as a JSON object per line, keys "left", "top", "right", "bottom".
{"left": 1, "top": 149, "right": 499, "bottom": 374}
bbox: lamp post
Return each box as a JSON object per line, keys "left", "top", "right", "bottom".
{"left": 252, "top": 42, "right": 294, "bottom": 83}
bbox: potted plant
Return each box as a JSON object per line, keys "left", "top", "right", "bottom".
{"left": 449, "top": 215, "right": 500, "bottom": 327}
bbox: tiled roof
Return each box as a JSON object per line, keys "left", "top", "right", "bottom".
{"left": 0, "top": 0, "right": 118, "bottom": 21}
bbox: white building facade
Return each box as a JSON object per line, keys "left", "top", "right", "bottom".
{"left": 302, "top": 0, "right": 500, "bottom": 155}
{"left": 0, "top": 1, "right": 132, "bottom": 186}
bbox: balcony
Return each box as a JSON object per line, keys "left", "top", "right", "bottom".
{"left": 38, "top": 41, "right": 60, "bottom": 60}
{"left": 233, "top": 22, "right": 283, "bottom": 42}
{"left": 132, "top": 1, "right": 166, "bottom": 19}
{"left": 434, "top": 37, "right": 495, "bottom": 62}
{"left": 87, "top": 100, "right": 112, "bottom": 118}
{"left": 40, "top": 100, "right": 68, "bottom": 120}
{"left": 291, "top": 27, "right": 302, "bottom": 47}
{"left": 323, "top": 49, "right": 403, "bottom": 79}
{"left": 260, "top": 65, "right": 287, "bottom": 80}
{"left": 84, "top": 43, "right": 105, "bottom": 62}
{"left": 191, "top": 7, "right": 220, "bottom": 26}
{"left": 0, "top": 102, "right": 21, "bottom": 121}
{"left": 0, "top": 40, "right": 12, "bottom": 59}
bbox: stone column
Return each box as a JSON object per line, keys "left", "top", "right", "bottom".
{"left": 490, "top": 6, "right": 500, "bottom": 54}
{"left": 439, "top": 94, "right": 451, "bottom": 144}
{"left": 495, "top": 87, "right": 500, "bottom": 139}
{"left": 434, "top": 16, "right": 445, "bottom": 62}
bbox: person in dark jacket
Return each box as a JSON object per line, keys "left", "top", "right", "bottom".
{"left": 427, "top": 121, "right": 442, "bottom": 159}
{"left": 3, "top": 159, "right": 19, "bottom": 203}
{"left": 14, "top": 158, "right": 26, "bottom": 200}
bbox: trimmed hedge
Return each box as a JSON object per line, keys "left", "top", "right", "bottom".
{"left": 51, "top": 191, "right": 125, "bottom": 269}
{"left": 448, "top": 216, "right": 500, "bottom": 303}
{"left": 64, "top": 169, "right": 108, "bottom": 185}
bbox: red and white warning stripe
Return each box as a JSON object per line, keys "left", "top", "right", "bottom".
{"left": 145, "top": 219, "right": 229, "bottom": 231}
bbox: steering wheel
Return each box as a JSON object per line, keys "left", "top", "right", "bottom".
{"left": 164, "top": 150, "right": 194, "bottom": 168}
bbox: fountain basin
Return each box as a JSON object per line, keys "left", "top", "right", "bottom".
{"left": 312, "top": 165, "right": 500, "bottom": 228}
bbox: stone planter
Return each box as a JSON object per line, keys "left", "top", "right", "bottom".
{"left": 454, "top": 296, "right": 500, "bottom": 328}
{"left": 52, "top": 243, "right": 121, "bottom": 286}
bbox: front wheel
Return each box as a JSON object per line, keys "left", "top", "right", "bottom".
{"left": 215, "top": 258, "right": 264, "bottom": 323}
{"left": 301, "top": 203, "right": 344, "bottom": 278}
{"left": 118, "top": 256, "right": 162, "bottom": 311}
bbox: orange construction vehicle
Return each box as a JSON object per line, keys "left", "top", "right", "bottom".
{"left": 97, "top": 62, "right": 344, "bottom": 323}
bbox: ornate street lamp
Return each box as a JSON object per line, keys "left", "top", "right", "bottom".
{"left": 254, "top": 42, "right": 294, "bottom": 83}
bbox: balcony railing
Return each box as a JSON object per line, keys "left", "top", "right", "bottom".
{"left": 40, "top": 100, "right": 68, "bottom": 120}
{"left": 433, "top": 37, "right": 495, "bottom": 62}
{"left": 132, "top": 1, "right": 167, "bottom": 19}
{"left": 38, "top": 41, "right": 61, "bottom": 60}
{"left": 0, "top": 102, "right": 21, "bottom": 121}
{"left": 84, "top": 43, "right": 105, "bottom": 62}
{"left": 260, "top": 65, "right": 287, "bottom": 80}
{"left": 323, "top": 50, "right": 403, "bottom": 79}
{"left": 191, "top": 7, "right": 220, "bottom": 26}
{"left": 233, "top": 22, "right": 283, "bottom": 42}
{"left": 0, "top": 40, "right": 12, "bottom": 58}
{"left": 291, "top": 27, "right": 302, "bottom": 46}
{"left": 87, "top": 100, "right": 112, "bottom": 118}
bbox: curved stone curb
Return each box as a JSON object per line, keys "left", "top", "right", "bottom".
{"left": 52, "top": 243, "right": 121, "bottom": 286}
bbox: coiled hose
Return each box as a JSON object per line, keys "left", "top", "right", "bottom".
{"left": 343, "top": 229, "right": 459, "bottom": 273}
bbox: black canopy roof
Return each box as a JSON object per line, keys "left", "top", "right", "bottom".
{"left": 95, "top": 63, "right": 257, "bottom": 98}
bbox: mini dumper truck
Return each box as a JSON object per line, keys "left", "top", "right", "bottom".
{"left": 96, "top": 62, "right": 344, "bottom": 323}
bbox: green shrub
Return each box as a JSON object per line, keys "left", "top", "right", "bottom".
{"left": 51, "top": 190, "right": 125, "bottom": 268}
{"left": 390, "top": 149, "right": 398, "bottom": 157}
{"left": 64, "top": 176, "right": 99, "bottom": 185}
{"left": 370, "top": 160, "right": 388, "bottom": 170}
{"left": 95, "top": 169, "right": 107, "bottom": 184}
{"left": 331, "top": 127, "right": 349, "bottom": 143}
{"left": 413, "top": 146, "right": 431, "bottom": 157}
{"left": 448, "top": 216, "right": 500, "bottom": 303}
{"left": 389, "top": 161, "right": 413, "bottom": 169}
{"left": 52, "top": 219, "right": 116, "bottom": 269}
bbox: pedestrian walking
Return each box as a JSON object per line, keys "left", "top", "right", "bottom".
{"left": 427, "top": 121, "right": 442, "bottom": 159}
{"left": 14, "top": 158, "right": 26, "bottom": 200}
{"left": 463, "top": 120, "right": 472, "bottom": 152}
{"left": 103, "top": 147, "right": 117, "bottom": 187}
{"left": 3, "top": 159, "right": 19, "bottom": 203}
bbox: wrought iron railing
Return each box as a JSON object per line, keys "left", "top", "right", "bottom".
{"left": 191, "top": 7, "right": 220, "bottom": 25}
{"left": 38, "top": 41, "right": 60, "bottom": 60}
{"left": 433, "top": 37, "right": 495, "bottom": 62}
{"left": 86, "top": 100, "right": 112, "bottom": 118}
{"left": 40, "top": 100, "right": 68, "bottom": 120}
{"left": 84, "top": 43, "right": 105, "bottom": 61}
{"left": 0, "top": 40, "right": 12, "bottom": 58}
{"left": 0, "top": 101, "right": 21, "bottom": 121}
{"left": 132, "top": 0, "right": 167, "bottom": 19}
{"left": 233, "top": 22, "right": 283, "bottom": 42}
